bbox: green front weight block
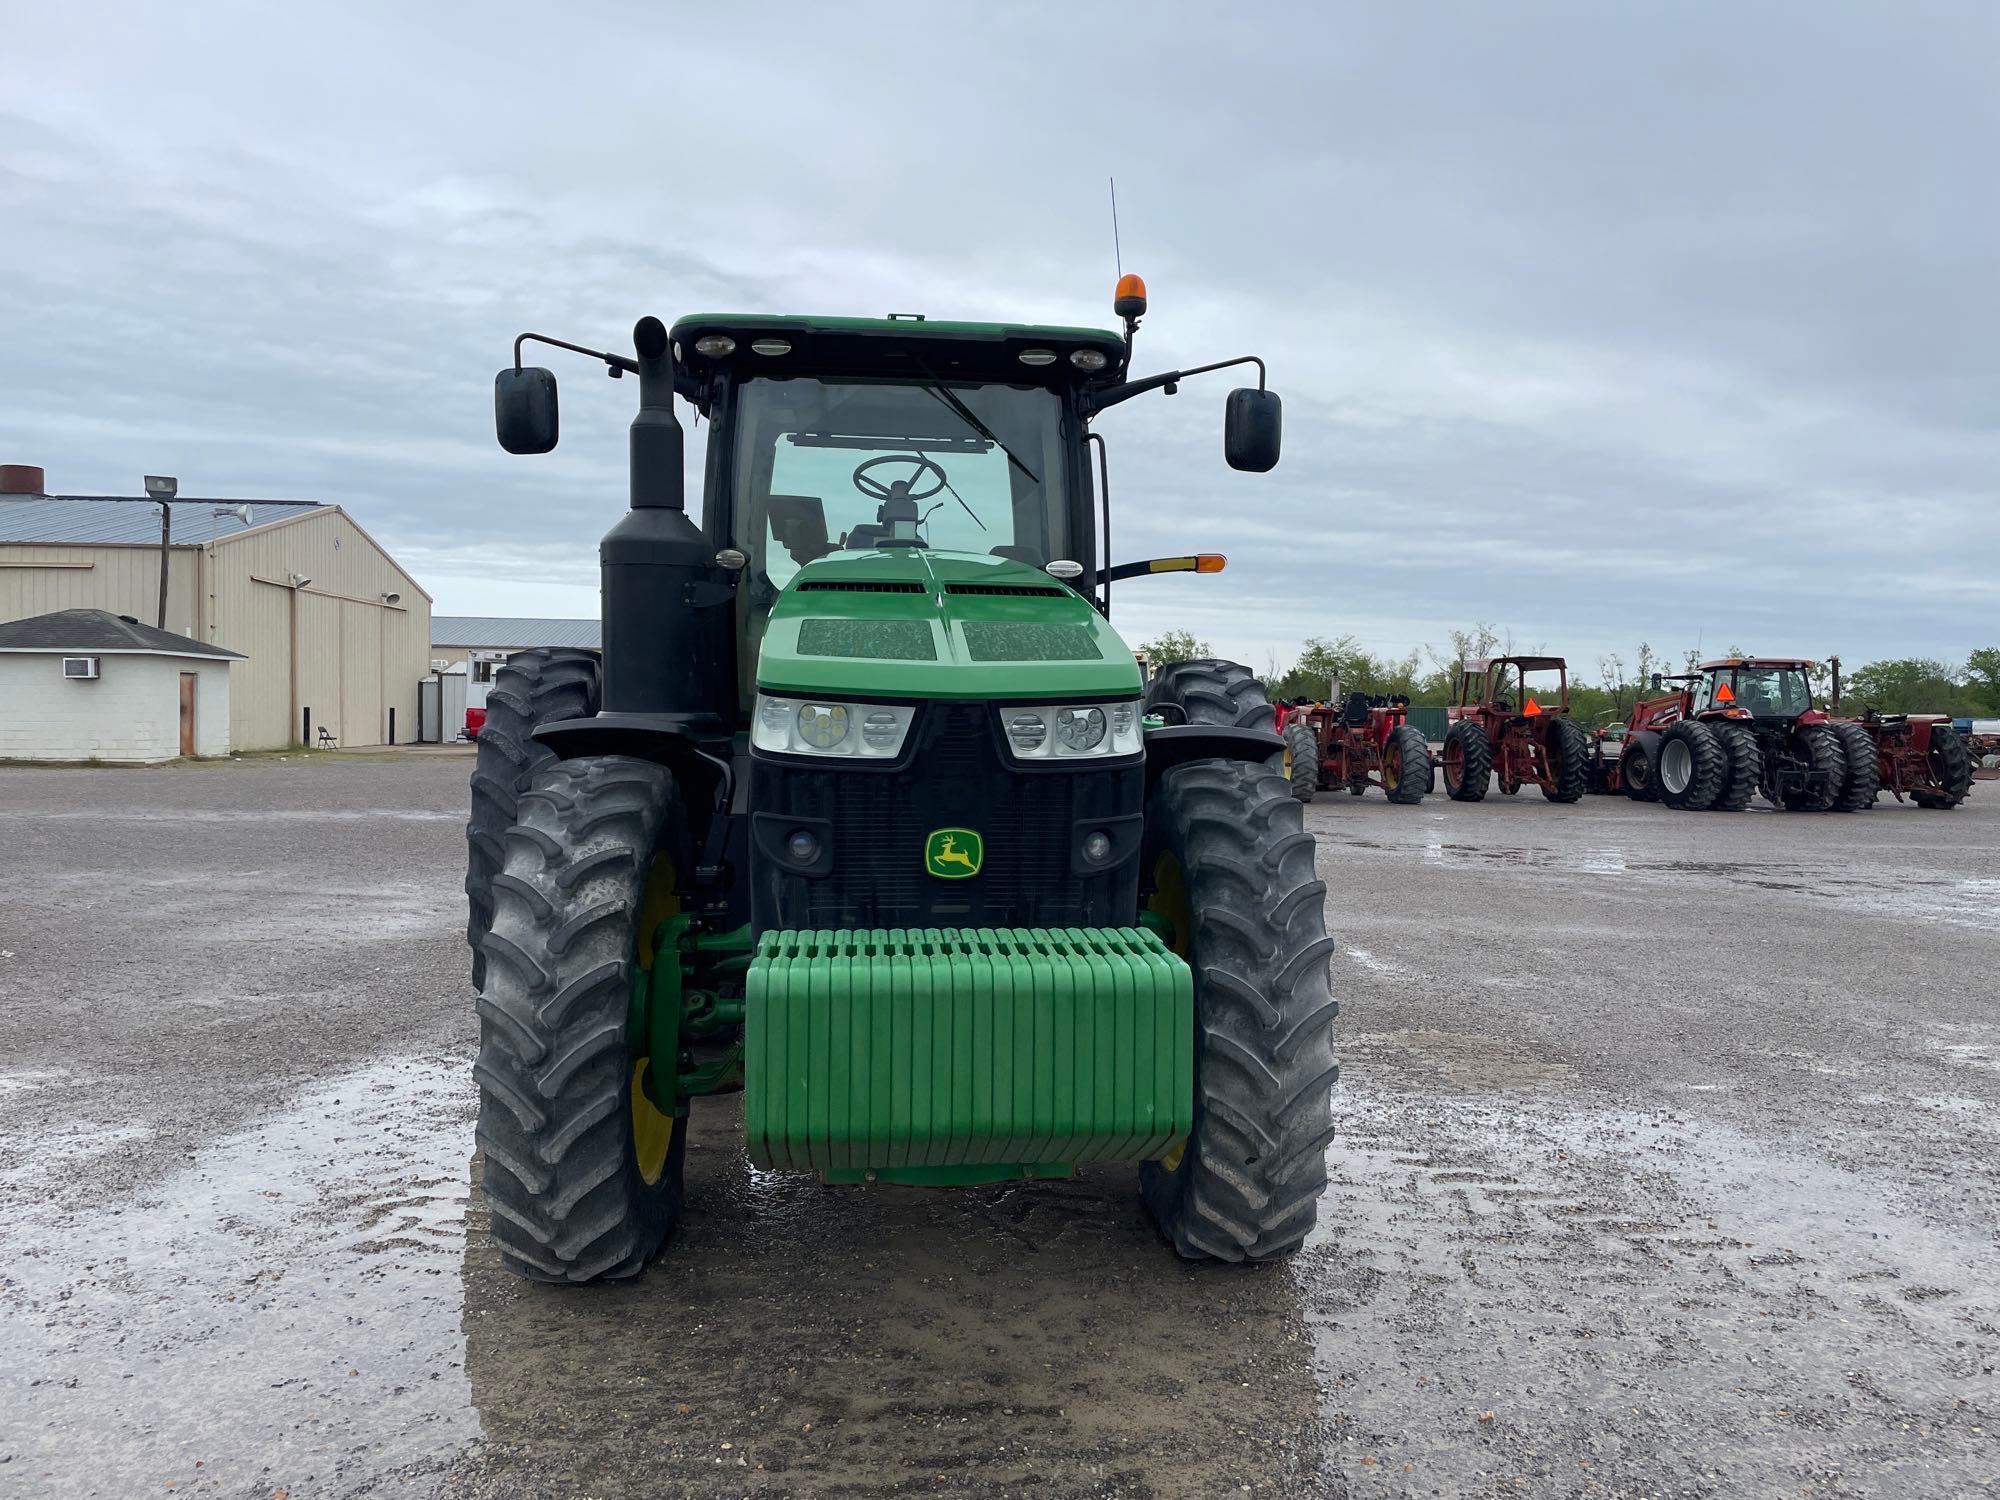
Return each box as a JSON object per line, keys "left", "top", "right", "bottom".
{"left": 744, "top": 926, "right": 1193, "bottom": 1182}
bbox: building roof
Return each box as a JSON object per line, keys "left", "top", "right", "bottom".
{"left": 0, "top": 495, "right": 323, "bottom": 545}
{"left": 0, "top": 608, "right": 246, "bottom": 658}
{"left": 432, "top": 615, "right": 602, "bottom": 651}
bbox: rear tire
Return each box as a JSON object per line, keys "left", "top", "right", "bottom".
{"left": 1913, "top": 727, "right": 1973, "bottom": 809}
{"left": 1780, "top": 725, "right": 1843, "bottom": 812}
{"left": 1657, "top": 721, "right": 1724, "bottom": 810}
{"left": 1144, "top": 659, "right": 1276, "bottom": 734}
{"left": 1139, "top": 760, "right": 1337, "bottom": 1262}
{"left": 475, "top": 756, "right": 688, "bottom": 1282}
{"left": 1830, "top": 723, "right": 1880, "bottom": 812}
{"left": 466, "top": 649, "right": 602, "bottom": 989}
{"left": 1541, "top": 718, "right": 1589, "bottom": 803}
{"left": 1442, "top": 722, "right": 1491, "bottom": 802}
{"left": 1283, "top": 721, "right": 1319, "bottom": 803}
{"left": 1383, "top": 724, "right": 1430, "bottom": 804}
{"left": 1711, "top": 723, "right": 1762, "bottom": 812}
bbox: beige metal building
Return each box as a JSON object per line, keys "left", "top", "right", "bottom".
{"left": 0, "top": 467, "right": 432, "bottom": 750}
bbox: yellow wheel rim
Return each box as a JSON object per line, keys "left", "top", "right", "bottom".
{"left": 630, "top": 1058, "right": 674, "bottom": 1185}
{"left": 1143, "top": 850, "right": 1192, "bottom": 957}
{"left": 630, "top": 855, "right": 680, "bottom": 1184}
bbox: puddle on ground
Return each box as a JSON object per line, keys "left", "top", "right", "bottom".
{"left": 1297, "top": 1086, "right": 1999, "bottom": 1491}
{"left": 1, "top": 1055, "right": 478, "bottom": 1497}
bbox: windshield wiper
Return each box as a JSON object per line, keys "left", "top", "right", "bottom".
{"left": 913, "top": 361, "right": 1041, "bottom": 488}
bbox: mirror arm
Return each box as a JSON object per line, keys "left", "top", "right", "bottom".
{"left": 513, "top": 331, "right": 640, "bottom": 378}
{"left": 1081, "top": 354, "right": 1266, "bottom": 416}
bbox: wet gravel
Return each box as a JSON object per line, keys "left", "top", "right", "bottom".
{"left": 0, "top": 756, "right": 1994, "bottom": 1498}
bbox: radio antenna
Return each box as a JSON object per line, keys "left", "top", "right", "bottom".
{"left": 1109, "top": 176, "right": 1123, "bottom": 278}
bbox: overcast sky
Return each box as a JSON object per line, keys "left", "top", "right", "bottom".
{"left": 4, "top": 2, "right": 1996, "bottom": 678}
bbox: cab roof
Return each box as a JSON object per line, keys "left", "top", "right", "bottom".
{"left": 668, "top": 313, "right": 1130, "bottom": 388}
{"left": 1468, "top": 655, "right": 1567, "bottom": 674}
{"left": 1700, "top": 657, "right": 1813, "bottom": 671}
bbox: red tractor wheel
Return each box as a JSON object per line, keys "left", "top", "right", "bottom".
{"left": 1381, "top": 724, "right": 1430, "bottom": 805}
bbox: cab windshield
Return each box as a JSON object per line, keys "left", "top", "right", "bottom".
{"left": 733, "top": 377, "right": 1074, "bottom": 592}
{"left": 1697, "top": 667, "right": 1812, "bottom": 717}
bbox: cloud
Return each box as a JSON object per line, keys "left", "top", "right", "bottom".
{"left": 3, "top": 0, "right": 1996, "bottom": 677}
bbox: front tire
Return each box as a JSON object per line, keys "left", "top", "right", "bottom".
{"left": 475, "top": 755, "right": 688, "bottom": 1282}
{"left": 1383, "top": 723, "right": 1430, "bottom": 804}
{"left": 1442, "top": 722, "right": 1491, "bottom": 802}
{"left": 1283, "top": 720, "right": 1320, "bottom": 803}
{"left": 1541, "top": 718, "right": 1589, "bottom": 803}
{"left": 1830, "top": 723, "right": 1880, "bottom": 812}
{"left": 1139, "top": 760, "right": 1338, "bottom": 1262}
{"left": 1658, "top": 721, "right": 1725, "bottom": 810}
{"left": 466, "top": 649, "right": 602, "bottom": 989}
{"left": 1621, "top": 732, "right": 1661, "bottom": 802}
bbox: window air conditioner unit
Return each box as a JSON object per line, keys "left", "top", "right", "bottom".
{"left": 63, "top": 656, "right": 100, "bottom": 680}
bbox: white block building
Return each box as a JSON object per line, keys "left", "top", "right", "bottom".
{"left": 0, "top": 608, "right": 244, "bottom": 762}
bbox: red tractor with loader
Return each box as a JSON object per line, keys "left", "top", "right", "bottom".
{"left": 1440, "top": 656, "right": 1590, "bottom": 803}
{"left": 1591, "top": 657, "right": 1858, "bottom": 812}
{"left": 1825, "top": 657, "right": 1976, "bottom": 810}
{"left": 1277, "top": 686, "right": 1431, "bottom": 804}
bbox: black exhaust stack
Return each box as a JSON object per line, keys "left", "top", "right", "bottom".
{"left": 600, "top": 316, "right": 734, "bottom": 731}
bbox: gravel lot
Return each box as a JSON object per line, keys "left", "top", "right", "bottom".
{"left": 1, "top": 754, "right": 1994, "bottom": 1498}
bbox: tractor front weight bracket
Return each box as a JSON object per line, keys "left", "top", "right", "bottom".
{"left": 631, "top": 919, "right": 752, "bottom": 1114}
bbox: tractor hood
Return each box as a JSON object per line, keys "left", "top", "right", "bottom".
{"left": 755, "top": 550, "right": 1142, "bottom": 701}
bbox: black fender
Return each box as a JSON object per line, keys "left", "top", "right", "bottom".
{"left": 1143, "top": 724, "right": 1286, "bottom": 790}
{"left": 532, "top": 712, "right": 734, "bottom": 804}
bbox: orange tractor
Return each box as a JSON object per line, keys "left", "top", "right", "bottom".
{"left": 1277, "top": 685, "right": 1431, "bottom": 804}
{"left": 1440, "top": 656, "right": 1591, "bottom": 803}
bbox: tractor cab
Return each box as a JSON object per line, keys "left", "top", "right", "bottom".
{"left": 1691, "top": 658, "right": 1820, "bottom": 726}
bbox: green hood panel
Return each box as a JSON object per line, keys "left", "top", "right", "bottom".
{"left": 756, "top": 550, "right": 1142, "bottom": 700}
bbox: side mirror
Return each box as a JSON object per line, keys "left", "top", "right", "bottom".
{"left": 495, "top": 367, "right": 560, "bottom": 454}
{"left": 1224, "top": 388, "right": 1281, "bottom": 472}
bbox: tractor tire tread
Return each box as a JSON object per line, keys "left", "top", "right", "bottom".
{"left": 1283, "top": 721, "right": 1320, "bottom": 803}
{"left": 1659, "top": 720, "right": 1725, "bottom": 811}
{"left": 1139, "top": 759, "right": 1337, "bottom": 1263}
{"left": 1830, "top": 722, "right": 1880, "bottom": 812}
{"left": 465, "top": 648, "right": 602, "bottom": 989}
{"left": 1542, "top": 717, "right": 1589, "bottom": 803}
{"left": 1711, "top": 723, "right": 1762, "bottom": 812}
{"left": 1385, "top": 723, "right": 1431, "bottom": 804}
{"left": 1443, "top": 721, "right": 1491, "bottom": 802}
{"left": 1780, "top": 725, "right": 1844, "bottom": 812}
{"left": 1144, "top": 659, "right": 1278, "bottom": 734}
{"left": 475, "top": 754, "right": 684, "bottom": 1283}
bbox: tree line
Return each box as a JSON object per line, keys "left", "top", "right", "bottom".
{"left": 1136, "top": 627, "right": 2000, "bottom": 722}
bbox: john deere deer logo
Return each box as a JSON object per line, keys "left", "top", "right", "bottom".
{"left": 924, "top": 828, "right": 983, "bottom": 879}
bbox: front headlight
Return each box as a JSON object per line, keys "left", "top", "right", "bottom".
{"left": 753, "top": 695, "right": 914, "bottom": 758}
{"left": 1001, "top": 700, "right": 1143, "bottom": 761}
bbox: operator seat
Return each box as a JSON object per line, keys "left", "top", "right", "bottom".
{"left": 1342, "top": 692, "right": 1372, "bottom": 727}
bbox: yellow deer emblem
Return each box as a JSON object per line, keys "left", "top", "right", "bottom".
{"left": 924, "top": 828, "right": 983, "bottom": 879}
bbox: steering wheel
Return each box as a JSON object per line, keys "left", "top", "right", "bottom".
{"left": 853, "top": 453, "right": 947, "bottom": 502}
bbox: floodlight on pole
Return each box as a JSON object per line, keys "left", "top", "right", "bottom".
{"left": 145, "top": 475, "right": 178, "bottom": 627}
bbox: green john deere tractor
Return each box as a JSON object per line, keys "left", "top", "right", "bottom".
{"left": 466, "top": 278, "right": 1337, "bottom": 1281}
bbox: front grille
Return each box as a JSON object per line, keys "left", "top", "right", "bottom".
{"left": 750, "top": 702, "right": 1142, "bottom": 931}
{"left": 944, "top": 582, "right": 1064, "bottom": 598}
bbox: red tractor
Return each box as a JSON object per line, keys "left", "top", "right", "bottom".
{"left": 1825, "top": 657, "right": 1976, "bottom": 810}
{"left": 1593, "top": 657, "right": 1853, "bottom": 812}
{"left": 1277, "top": 686, "right": 1430, "bottom": 804}
{"left": 1440, "top": 656, "right": 1591, "bottom": 803}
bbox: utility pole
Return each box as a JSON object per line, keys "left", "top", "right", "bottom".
{"left": 144, "top": 475, "right": 177, "bottom": 629}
